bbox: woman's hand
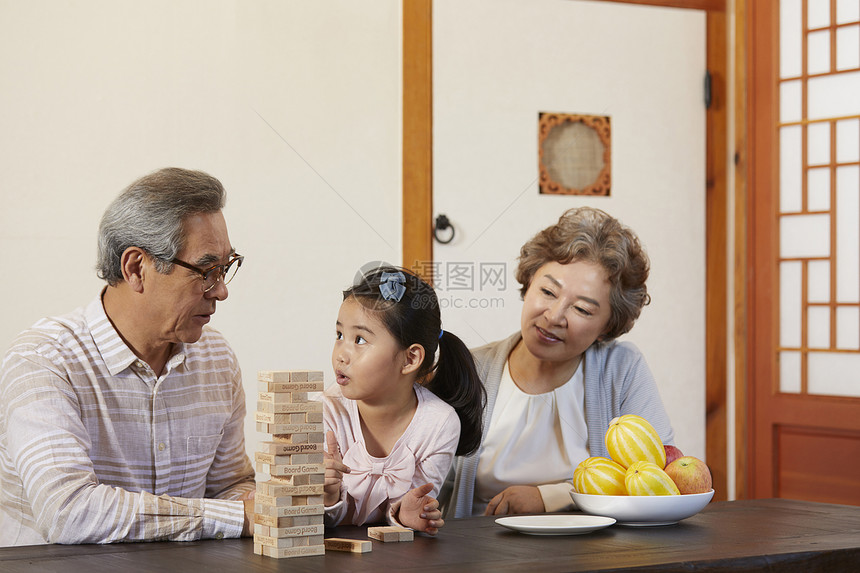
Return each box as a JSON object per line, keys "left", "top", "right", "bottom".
{"left": 484, "top": 485, "right": 545, "bottom": 516}
{"left": 324, "top": 431, "right": 350, "bottom": 507}
{"left": 397, "top": 483, "right": 444, "bottom": 535}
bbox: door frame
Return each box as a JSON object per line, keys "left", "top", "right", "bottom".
{"left": 402, "top": 0, "right": 730, "bottom": 500}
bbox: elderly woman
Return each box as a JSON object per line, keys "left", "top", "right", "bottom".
{"left": 442, "top": 206, "right": 675, "bottom": 518}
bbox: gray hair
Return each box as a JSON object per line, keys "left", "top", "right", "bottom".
{"left": 96, "top": 167, "right": 226, "bottom": 285}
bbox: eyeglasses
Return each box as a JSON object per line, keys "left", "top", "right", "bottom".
{"left": 171, "top": 253, "right": 244, "bottom": 293}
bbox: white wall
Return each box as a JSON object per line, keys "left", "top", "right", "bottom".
{"left": 0, "top": 0, "right": 402, "bottom": 460}
{"left": 0, "top": 0, "right": 717, "bottom": 478}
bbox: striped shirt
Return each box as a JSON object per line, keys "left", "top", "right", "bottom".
{"left": 0, "top": 292, "right": 255, "bottom": 546}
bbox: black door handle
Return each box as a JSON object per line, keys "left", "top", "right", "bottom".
{"left": 434, "top": 214, "right": 455, "bottom": 244}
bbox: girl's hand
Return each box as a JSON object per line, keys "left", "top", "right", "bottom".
{"left": 324, "top": 431, "right": 350, "bottom": 507}
{"left": 397, "top": 483, "right": 444, "bottom": 535}
{"left": 484, "top": 485, "right": 545, "bottom": 516}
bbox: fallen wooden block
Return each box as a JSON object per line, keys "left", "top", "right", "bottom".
{"left": 367, "top": 525, "right": 414, "bottom": 542}
{"left": 324, "top": 538, "right": 372, "bottom": 553}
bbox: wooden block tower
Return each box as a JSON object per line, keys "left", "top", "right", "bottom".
{"left": 253, "top": 370, "right": 326, "bottom": 559}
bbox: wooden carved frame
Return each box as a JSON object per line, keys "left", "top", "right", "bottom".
{"left": 538, "top": 113, "right": 612, "bottom": 196}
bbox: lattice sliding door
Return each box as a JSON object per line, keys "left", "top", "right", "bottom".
{"left": 778, "top": 0, "right": 860, "bottom": 394}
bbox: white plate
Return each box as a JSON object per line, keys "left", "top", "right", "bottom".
{"left": 495, "top": 514, "right": 616, "bottom": 535}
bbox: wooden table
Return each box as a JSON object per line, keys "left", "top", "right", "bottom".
{"left": 2, "top": 499, "right": 859, "bottom": 572}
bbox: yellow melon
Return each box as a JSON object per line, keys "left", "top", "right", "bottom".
{"left": 573, "top": 457, "right": 628, "bottom": 495}
{"left": 625, "top": 461, "right": 680, "bottom": 496}
{"left": 604, "top": 414, "right": 666, "bottom": 468}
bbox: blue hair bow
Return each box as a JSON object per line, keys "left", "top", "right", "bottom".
{"left": 379, "top": 271, "right": 406, "bottom": 302}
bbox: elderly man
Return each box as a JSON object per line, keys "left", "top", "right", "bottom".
{"left": 0, "top": 168, "right": 255, "bottom": 545}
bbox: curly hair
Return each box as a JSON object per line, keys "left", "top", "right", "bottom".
{"left": 515, "top": 207, "right": 650, "bottom": 341}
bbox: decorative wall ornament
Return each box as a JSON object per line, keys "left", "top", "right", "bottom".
{"left": 538, "top": 112, "right": 611, "bottom": 196}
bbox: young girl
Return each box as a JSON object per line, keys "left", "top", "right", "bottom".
{"left": 323, "top": 265, "right": 484, "bottom": 533}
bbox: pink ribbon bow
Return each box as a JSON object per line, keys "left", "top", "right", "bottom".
{"left": 342, "top": 443, "right": 416, "bottom": 524}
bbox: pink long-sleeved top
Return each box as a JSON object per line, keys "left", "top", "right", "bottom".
{"left": 322, "top": 383, "right": 460, "bottom": 527}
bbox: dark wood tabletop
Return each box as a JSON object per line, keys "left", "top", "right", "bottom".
{"left": 2, "top": 498, "right": 860, "bottom": 572}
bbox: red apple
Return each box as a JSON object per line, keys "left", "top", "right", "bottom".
{"left": 664, "top": 445, "right": 684, "bottom": 468}
{"left": 664, "top": 456, "right": 713, "bottom": 494}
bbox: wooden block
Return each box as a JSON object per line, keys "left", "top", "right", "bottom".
{"left": 255, "top": 496, "right": 324, "bottom": 514}
{"left": 288, "top": 370, "right": 310, "bottom": 382}
{"left": 272, "top": 524, "right": 324, "bottom": 538}
{"left": 257, "top": 398, "right": 323, "bottom": 413}
{"left": 257, "top": 382, "right": 312, "bottom": 404}
{"left": 259, "top": 491, "right": 324, "bottom": 506}
{"left": 255, "top": 525, "right": 324, "bottom": 546}
{"left": 263, "top": 462, "right": 325, "bottom": 477}
{"left": 272, "top": 432, "right": 324, "bottom": 445}
{"left": 259, "top": 542, "right": 325, "bottom": 559}
{"left": 257, "top": 478, "right": 293, "bottom": 494}
{"left": 257, "top": 391, "right": 296, "bottom": 403}
{"left": 258, "top": 422, "right": 325, "bottom": 435}
{"left": 269, "top": 433, "right": 311, "bottom": 445}
{"left": 289, "top": 514, "right": 324, "bottom": 526}
{"left": 256, "top": 534, "right": 301, "bottom": 549}
{"left": 258, "top": 370, "right": 323, "bottom": 383}
{"left": 254, "top": 505, "right": 325, "bottom": 526}
{"left": 325, "top": 538, "right": 372, "bottom": 553}
{"left": 258, "top": 381, "right": 322, "bottom": 393}
{"left": 255, "top": 411, "right": 316, "bottom": 425}
{"left": 255, "top": 493, "right": 294, "bottom": 508}
{"left": 257, "top": 371, "right": 324, "bottom": 392}
{"left": 256, "top": 451, "right": 324, "bottom": 466}
{"left": 269, "top": 516, "right": 325, "bottom": 546}
{"left": 256, "top": 514, "right": 325, "bottom": 531}
{"left": 257, "top": 370, "right": 293, "bottom": 382}
{"left": 291, "top": 473, "right": 325, "bottom": 486}
{"left": 259, "top": 441, "right": 323, "bottom": 455}
{"left": 258, "top": 475, "right": 313, "bottom": 490}
{"left": 255, "top": 452, "right": 291, "bottom": 466}
{"left": 258, "top": 480, "right": 325, "bottom": 496}
{"left": 367, "top": 526, "right": 414, "bottom": 542}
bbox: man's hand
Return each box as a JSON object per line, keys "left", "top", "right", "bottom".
{"left": 242, "top": 498, "right": 255, "bottom": 537}
{"left": 239, "top": 489, "right": 256, "bottom": 537}
{"left": 324, "top": 430, "right": 349, "bottom": 507}
{"left": 397, "top": 483, "right": 444, "bottom": 535}
{"left": 484, "top": 485, "right": 545, "bottom": 516}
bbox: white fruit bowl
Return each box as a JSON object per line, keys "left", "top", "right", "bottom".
{"left": 570, "top": 489, "right": 714, "bottom": 526}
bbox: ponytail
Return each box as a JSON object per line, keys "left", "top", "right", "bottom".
{"left": 346, "top": 263, "right": 485, "bottom": 456}
{"left": 427, "top": 331, "right": 485, "bottom": 456}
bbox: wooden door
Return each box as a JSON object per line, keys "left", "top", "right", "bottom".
{"left": 746, "top": 0, "right": 860, "bottom": 504}
{"left": 404, "top": 0, "right": 730, "bottom": 498}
